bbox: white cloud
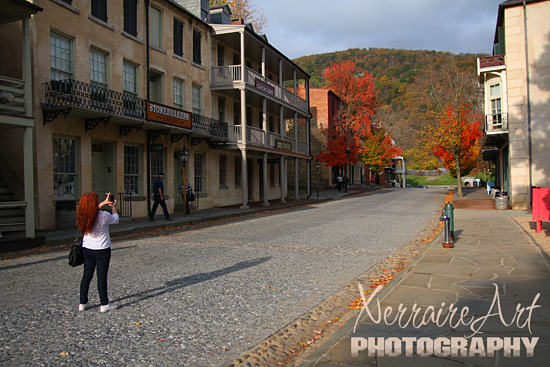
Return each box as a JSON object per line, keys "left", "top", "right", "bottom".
{"left": 259, "top": 0, "right": 503, "bottom": 59}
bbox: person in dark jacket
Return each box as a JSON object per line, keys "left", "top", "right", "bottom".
{"left": 149, "top": 172, "right": 172, "bottom": 221}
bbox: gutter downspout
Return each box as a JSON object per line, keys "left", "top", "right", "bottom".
{"left": 146, "top": 0, "right": 152, "bottom": 216}
{"left": 523, "top": 0, "right": 533, "bottom": 207}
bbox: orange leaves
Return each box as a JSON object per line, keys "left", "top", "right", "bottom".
{"left": 349, "top": 262, "right": 406, "bottom": 310}
{"left": 317, "top": 61, "right": 380, "bottom": 168}
{"left": 426, "top": 103, "right": 482, "bottom": 176}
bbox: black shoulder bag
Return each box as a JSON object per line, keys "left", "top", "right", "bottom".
{"left": 68, "top": 230, "right": 84, "bottom": 267}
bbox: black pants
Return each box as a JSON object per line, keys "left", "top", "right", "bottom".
{"left": 80, "top": 248, "right": 111, "bottom": 306}
{"left": 150, "top": 196, "right": 170, "bottom": 219}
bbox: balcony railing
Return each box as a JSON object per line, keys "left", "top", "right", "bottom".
{"left": 212, "top": 65, "right": 308, "bottom": 112}
{"left": 478, "top": 55, "right": 506, "bottom": 69}
{"left": 486, "top": 113, "right": 508, "bottom": 132}
{"left": 227, "top": 125, "right": 307, "bottom": 155}
{"left": 0, "top": 75, "right": 26, "bottom": 115}
{"left": 42, "top": 79, "right": 228, "bottom": 140}
{"left": 43, "top": 79, "right": 147, "bottom": 119}
{"left": 192, "top": 114, "right": 228, "bottom": 139}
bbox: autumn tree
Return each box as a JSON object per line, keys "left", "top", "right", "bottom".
{"left": 315, "top": 61, "right": 379, "bottom": 176}
{"left": 210, "top": 0, "right": 267, "bottom": 33}
{"left": 426, "top": 103, "right": 483, "bottom": 197}
{"left": 362, "top": 126, "right": 402, "bottom": 175}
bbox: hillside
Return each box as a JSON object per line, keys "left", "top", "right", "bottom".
{"left": 293, "top": 48, "right": 488, "bottom": 169}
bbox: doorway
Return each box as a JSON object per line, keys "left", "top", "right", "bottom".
{"left": 91, "top": 141, "right": 115, "bottom": 199}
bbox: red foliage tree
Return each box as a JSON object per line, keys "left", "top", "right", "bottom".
{"left": 426, "top": 103, "right": 483, "bottom": 197}
{"left": 316, "top": 61, "right": 381, "bottom": 174}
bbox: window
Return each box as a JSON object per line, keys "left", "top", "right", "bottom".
{"left": 150, "top": 149, "right": 165, "bottom": 192}
{"left": 192, "top": 29, "right": 201, "bottom": 64}
{"left": 150, "top": 7, "right": 162, "bottom": 48}
{"left": 124, "top": 145, "right": 141, "bottom": 194}
{"left": 270, "top": 162, "right": 275, "bottom": 187}
{"left": 234, "top": 156, "right": 241, "bottom": 187}
{"left": 218, "top": 96, "right": 225, "bottom": 122}
{"left": 90, "top": 49, "right": 108, "bottom": 88}
{"left": 194, "top": 152, "right": 205, "bottom": 193}
{"left": 217, "top": 44, "right": 225, "bottom": 67}
{"left": 149, "top": 70, "right": 163, "bottom": 103}
{"left": 192, "top": 84, "right": 202, "bottom": 115}
{"left": 123, "top": 61, "right": 139, "bottom": 115}
{"left": 123, "top": 61, "right": 138, "bottom": 95}
{"left": 53, "top": 137, "right": 78, "bottom": 199}
{"left": 489, "top": 83, "right": 502, "bottom": 126}
{"left": 91, "top": 0, "right": 108, "bottom": 22}
{"left": 173, "top": 78, "right": 184, "bottom": 109}
{"left": 200, "top": 0, "right": 209, "bottom": 21}
{"left": 233, "top": 102, "right": 240, "bottom": 125}
{"left": 173, "top": 18, "right": 184, "bottom": 57}
{"left": 50, "top": 33, "right": 73, "bottom": 81}
{"left": 219, "top": 155, "right": 227, "bottom": 187}
{"left": 124, "top": 0, "right": 138, "bottom": 36}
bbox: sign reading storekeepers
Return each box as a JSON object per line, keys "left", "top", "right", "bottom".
{"left": 147, "top": 101, "right": 192, "bottom": 129}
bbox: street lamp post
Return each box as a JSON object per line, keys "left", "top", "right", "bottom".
{"left": 315, "top": 161, "right": 320, "bottom": 199}
{"left": 178, "top": 147, "right": 190, "bottom": 216}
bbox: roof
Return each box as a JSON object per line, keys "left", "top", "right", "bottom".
{"left": 0, "top": 0, "right": 42, "bottom": 25}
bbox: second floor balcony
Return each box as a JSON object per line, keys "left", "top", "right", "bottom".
{"left": 228, "top": 125, "right": 308, "bottom": 156}
{"left": 41, "top": 79, "right": 228, "bottom": 141}
{"left": 0, "top": 75, "right": 27, "bottom": 116}
{"left": 211, "top": 65, "right": 308, "bottom": 113}
{"left": 478, "top": 55, "right": 506, "bottom": 74}
{"left": 486, "top": 113, "right": 508, "bottom": 132}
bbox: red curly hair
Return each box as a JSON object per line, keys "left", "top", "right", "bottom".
{"left": 76, "top": 192, "right": 99, "bottom": 235}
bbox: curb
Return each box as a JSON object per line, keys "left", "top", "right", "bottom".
{"left": 297, "top": 228, "right": 442, "bottom": 367}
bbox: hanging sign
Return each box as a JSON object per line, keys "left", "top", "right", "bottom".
{"left": 255, "top": 79, "right": 275, "bottom": 96}
{"left": 147, "top": 101, "right": 192, "bottom": 129}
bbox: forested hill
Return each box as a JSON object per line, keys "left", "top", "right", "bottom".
{"left": 292, "top": 48, "right": 488, "bottom": 169}
{"left": 293, "top": 48, "right": 484, "bottom": 106}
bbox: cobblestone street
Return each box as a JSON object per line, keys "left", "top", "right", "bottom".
{"left": 0, "top": 188, "right": 447, "bottom": 366}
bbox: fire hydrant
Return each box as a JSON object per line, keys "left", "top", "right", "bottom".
{"left": 439, "top": 215, "right": 453, "bottom": 248}
{"left": 444, "top": 203, "right": 454, "bottom": 242}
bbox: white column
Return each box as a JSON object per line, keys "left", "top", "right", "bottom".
{"left": 240, "top": 149, "right": 249, "bottom": 209}
{"left": 280, "top": 155, "right": 286, "bottom": 203}
{"left": 262, "top": 47, "right": 266, "bottom": 77}
{"left": 263, "top": 153, "right": 269, "bottom": 206}
{"left": 294, "top": 112, "right": 298, "bottom": 152}
{"left": 22, "top": 17, "right": 32, "bottom": 117}
{"left": 24, "top": 127, "right": 35, "bottom": 238}
{"left": 240, "top": 31, "right": 246, "bottom": 83}
{"left": 295, "top": 157, "right": 299, "bottom": 200}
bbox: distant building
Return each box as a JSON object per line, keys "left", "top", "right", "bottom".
{"left": 299, "top": 87, "right": 365, "bottom": 190}
{"left": 477, "top": 0, "right": 550, "bottom": 209}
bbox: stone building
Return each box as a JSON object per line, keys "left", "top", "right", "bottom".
{"left": 477, "top": 0, "right": 550, "bottom": 209}
{"left": 0, "top": 0, "right": 310, "bottom": 233}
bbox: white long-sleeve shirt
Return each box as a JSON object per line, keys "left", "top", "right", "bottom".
{"left": 83, "top": 210, "right": 119, "bottom": 250}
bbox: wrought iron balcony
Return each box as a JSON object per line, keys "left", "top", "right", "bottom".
{"left": 478, "top": 55, "right": 506, "bottom": 74}
{"left": 485, "top": 113, "right": 508, "bottom": 132}
{"left": 42, "top": 79, "right": 146, "bottom": 120}
{"left": 41, "top": 79, "right": 229, "bottom": 140}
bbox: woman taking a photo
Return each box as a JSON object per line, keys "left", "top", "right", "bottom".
{"left": 76, "top": 192, "right": 119, "bottom": 313}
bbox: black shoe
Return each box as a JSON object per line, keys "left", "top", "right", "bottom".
{"left": 165, "top": 217, "right": 173, "bottom": 221}
{"left": 148, "top": 217, "right": 155, "bottom": 221}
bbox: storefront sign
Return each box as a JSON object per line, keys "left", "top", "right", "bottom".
{"left": 146, "top": 101, "right": 192, "bottom": 129}
{"left": 275, "top": 139, "right": 292, "bottom": 151}
{"left": 150, "top": 144, "right": 164, "bottom": 151}
{"left": 255, "top": 79, "right": 275, "bottom": 96}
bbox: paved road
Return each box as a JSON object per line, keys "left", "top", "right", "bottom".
{"left": 0, "top": 188, "right": 447, "bottom": 366}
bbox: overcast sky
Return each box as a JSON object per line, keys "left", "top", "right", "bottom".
{"left": 259, "top": 0, "right": 504, "bottom": 60}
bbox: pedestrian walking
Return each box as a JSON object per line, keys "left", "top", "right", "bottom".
{"left": 149, "top": 172, "right": 172, "bottom": 221}
{"left": 336, "top": 174, "right": 343, "bottom": 191}
{"left": 76, "top": 192, "right": 119, "bottom": 313}
{"left": 185, "top": 181, "right": 194, "bottom": 215}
